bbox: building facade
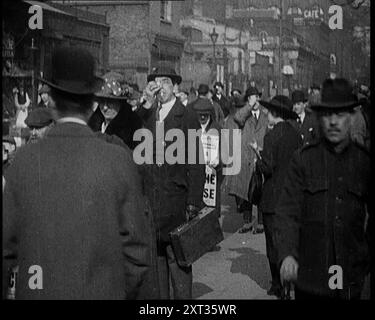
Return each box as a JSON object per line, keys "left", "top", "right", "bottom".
{"left": 59, "top": 1, "right": 186, "bottom": 90}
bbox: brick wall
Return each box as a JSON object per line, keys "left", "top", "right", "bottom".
{"left": 85, "top": 4, "right": 150, "bottom": 72}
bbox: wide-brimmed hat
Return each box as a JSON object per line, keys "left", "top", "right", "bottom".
{"left": 310, "top": 78, "right": 361, "bottom": 111}
{"left": 260, "top": 95, "right": 298, "bottom": 120}
{"left": 147, "top": 61, "right": 182, "bottom": 85}
{"left": 95, "top": 72, "right": 129, "bottom": 100}
{"left": 39, "top": 47, "right": 104, "bottom": 95}
{"left": 244, "top": 87, "right": 262, "bottom": 101}
{"left": 193, "top": 98, "right": 214, "bottom": 114}
{"left": 25, "top": 108, "right": 54, "bottom": 129}
{"left": 291, "top": 90, "right": 307, "bottom": 104}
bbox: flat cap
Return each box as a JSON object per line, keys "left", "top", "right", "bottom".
{"left": 25, "top": 108, "right": 54, "bottom": 128}
{"left": 193, "top": 98, "right": 214, "bottom": 113}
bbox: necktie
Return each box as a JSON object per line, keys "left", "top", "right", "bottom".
{"left": 155, "top": 103, "right": 162, "bottom": 122}
{"left": 297, "top": 116, "right": 302, "bottom": 128}
{"left": 253, "top": 112, "right": 258, "bottom": 121}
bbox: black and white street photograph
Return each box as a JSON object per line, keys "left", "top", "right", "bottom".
{"left": 2, "top": 0, "right": 372, "bottom": 305}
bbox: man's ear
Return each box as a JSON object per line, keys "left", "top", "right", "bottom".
{"left": 173, "top": 84, "right": 179, "bottom": 94}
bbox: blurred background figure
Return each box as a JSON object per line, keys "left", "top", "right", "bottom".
{"left": 188, "top": 86, "right": 198, "bottom": 104}
{"left": 291, "top": 90, "right": 319, "bottom": 146}
{"left": 176, "top": 90, "right": 189, "bottom": 106}
{"left": 38, "top": 84, "right": 51, "bottom": 108}
{"left": 24, "top": 107, "right": 55, "bottom": 143}
{"left": 212, "top": 81, "right": 230, "bottom": 119}
{"left": 14, "top": 81, "right": 30, "bottom": 130}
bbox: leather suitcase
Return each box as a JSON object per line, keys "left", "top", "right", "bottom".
{"left": 169, "top": 207, "right": 224, "bottom": 267}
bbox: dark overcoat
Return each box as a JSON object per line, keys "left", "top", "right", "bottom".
{"left": 258, "top": 121, "right": 302, "bottom": 213}
{"left": 212, "top": 94, "right": 230, "bottom": 118}
{"left": 3, "top": 122, "right": 151, "bottom": 300}
{"left": 289, "top": 111, "right": 319, "bottom": 146}
{"left": 275, "top": 139, "right": 370, "bottom": 299}
{"left": 136, "top": 99, "right": 206, "bottom": 244}
{"left": 224, "top": 107, "right": 268, "bottom": 201}
{"left": 88, "top": 102, "right": 143, "bottom": 150}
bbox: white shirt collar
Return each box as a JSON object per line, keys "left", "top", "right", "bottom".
{"left": 101, "top": 121, "right": 109, "bottom": 133}
{"left": 252, "top": 109, "right": 260, "bottom": 117}
{"left": 201, "top": 120, "right": 210, "bottom": 132}
{"left": 159, "top": 97, "right": 176, "bottom": 122}
{"left": 57, "top": 117, "right": 87, "bottom": 126}
{"left": 299, "top": 111, "right": 306, "bottom": 123}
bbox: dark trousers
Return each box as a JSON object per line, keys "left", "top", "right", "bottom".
{"left": 263, "top": 213, "right": 281, "bottom": 289}
{"left": 235, "top": 196, "right": 253, "bottom": 224}
{"left": 157, "top": 244, "right": 192, "bottom": 299}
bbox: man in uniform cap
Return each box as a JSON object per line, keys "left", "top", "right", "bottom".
{"left": 275, "top": 78, "right": 370, "bottom": 299}
{"left": 25, "top": 107, "right": 54, "bottom": 143}
{"left": 3, "top": 47, "right": 151, "bottom": 300}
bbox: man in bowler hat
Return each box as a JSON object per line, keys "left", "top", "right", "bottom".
{"left": 291, "top": 90, "right": 319, "bottom": 145}
{"left": 137, "top": 61, "right": 205, "bottom": 299}
{"left": 275, "top": 78, "right": 370, "bottom": 299}
{"left": 3, "top": 47, "right": 151, "bottom": 299}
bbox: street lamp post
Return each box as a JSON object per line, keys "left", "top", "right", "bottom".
{"left": 30, "top": 38, "right": 39, "bottom": 109}
{"left": 210, "top": 27, "right": 218, "bottom": 82}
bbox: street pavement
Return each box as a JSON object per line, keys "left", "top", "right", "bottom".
{"left": 192, "top": 191, "right": 276, "bottom": 300}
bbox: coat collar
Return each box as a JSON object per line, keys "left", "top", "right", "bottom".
{"left": 46, "top": 122, "right": 95, "bottom": 139}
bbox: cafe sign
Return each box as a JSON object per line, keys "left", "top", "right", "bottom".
{"left": 303, "top": 6, "right": 324, "bottom": 21}
{"left": 3, "top": 34, "right": 15, "bottom": 58}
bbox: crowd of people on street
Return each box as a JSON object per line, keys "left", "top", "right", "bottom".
{"left": 3, "top": 46, "right": 371, "bottom": 300}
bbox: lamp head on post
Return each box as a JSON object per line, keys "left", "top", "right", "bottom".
{"left": 210, "top": 27, "right": 218, "bottom": 45}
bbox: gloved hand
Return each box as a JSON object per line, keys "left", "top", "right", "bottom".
{"left": 185, "top": 204, "right": 200, "bottom": 221}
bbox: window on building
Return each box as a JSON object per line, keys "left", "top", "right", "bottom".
{"left": 160, "top": 1, "right": 172, "bottom": 22}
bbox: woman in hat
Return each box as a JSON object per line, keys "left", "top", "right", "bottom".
{"left": 250, "top": 95, "right": 302, "bottom": 298}
{"left": 88, "top": 74, "right": 143, "bottom": 150}
{"left": 14, "top": 81, "right": 31, "bottom": 130}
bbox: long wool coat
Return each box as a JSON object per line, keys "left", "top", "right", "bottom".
{"left": 136, "top": 99, "right": 206, "bottom": 244}
{"left": 3, "top": 122, "right": 151, "bottom": 300}
{"left": 224, "top": 106, "right": 268, "bottom": 201}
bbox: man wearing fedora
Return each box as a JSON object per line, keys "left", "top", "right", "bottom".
{"left": 275, "top": 78, "right": 370, "bottom": 300}
{"left": 3, "top": 47, "right": 151, "bottom": 300}
{"left": 250, "top": 95, "right": 302, "bottom": 297}
{"left": 291, "top": 90, "right": 319, "bottom": 146}
{"left": 235, "top": 87, "right": 268, "bottom": 234}
{"left": 137, "top": 62, "right": 205, "bottom": 299}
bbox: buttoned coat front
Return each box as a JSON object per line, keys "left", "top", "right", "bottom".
{"left": 275, "top": 140, "right": 370, "bottom": 299}
{"left": 136, "top": 99, "right": 206, "bottom": 244}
